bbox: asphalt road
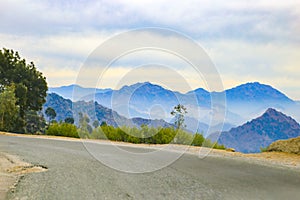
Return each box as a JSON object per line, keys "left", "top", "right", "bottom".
{"left": 1, "top": 134, "right": 300, "bottom": 200}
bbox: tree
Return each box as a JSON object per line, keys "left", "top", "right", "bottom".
{"left": 64, "top": 117, "right": 74, "bottom": 124}
{"left": 25, "top": 111, "right": 46, "bottom": 134}
{"left": 100, "top": 121, "right": 107, "bottom": 127}
{"left": 0, "top": 85, "right": 19, "bottom": 132}
{"left": 78, "top": 112, "right": 92, "bottom": 138}
{"left": 171, "top": 104, "right": 187, "bottom": 130}
{"left": 0, "top": 48, "right": 48, "bottom": 132}
{"left": 191, "top": 133, "right": 205, "bottom": 146}
{"left": 45, "top": 107, "right": 56, "bottom": 123}
{"left": 93, "top": 120, "right": 99, "bottom": 128}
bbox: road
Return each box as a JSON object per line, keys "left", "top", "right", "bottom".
{"left": 1, "top": 134, "right": 300, "bottom": 200}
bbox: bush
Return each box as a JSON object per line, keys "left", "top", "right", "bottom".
{"left": 202, "top": 139, "right": 226, "bottom": 150}
{"left": 191, "top": 133, "right": 205, "bottom": 146}
{"left": 260, "top": 146, "right": 268, "bottom": 152}
{"left": 46, "top": 123, "right": 79, "bottom": 138}
{"left": 46, "top": 122, "right": 226, "bottom": 150}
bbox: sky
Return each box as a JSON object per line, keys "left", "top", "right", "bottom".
{"left": 0, "top": 0, "right": 300, "bottom": 99}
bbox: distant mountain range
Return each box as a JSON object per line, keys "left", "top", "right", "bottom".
{"left": 48, "top": 84, "right": 112, "bottom": 101}
{"left": 46, "top": 82, "right": 300, "bottom": 153}
{"left": 43, "top": 93, "right": 173, "bottom": 128}
{"left": 225, "top": 82, "right": 293, "bottom": 103}
{"left": 49, "top": 81, "right": 298, "bottom": 129}
{"left": 212, "top": 108, "right": 300, "bottom": 153}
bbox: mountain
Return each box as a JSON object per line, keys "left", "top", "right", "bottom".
{"left": 93, "top": 82, "right": 188, "bottom": 118}
{"left": 131, "top": 118, "right": 173, "bottom": 128}
{"left": 186, "top": 88, "right": 211, "bottom": 107}
{"left": 224, "top": 82, "right": 296, "bottom": 122}
{"left": 91, "top": 82, "right": 215, "bottom": 132}
{"left": 225, "top": 82, "right": 293, "bottom": 103}
{"left": 49, "top": 84, "right": 112, "bottom": 101}
{"left": 214, "top": 108, "right": 300, "bottom": 153}
{"left": 43, "top": 93, "right": 173, "bottom": 128}
{"left": 43, "top": 93, "right": 74, "bottom": 121}
{"left": 50, "top": 81, "right": 298, "bottom": 128}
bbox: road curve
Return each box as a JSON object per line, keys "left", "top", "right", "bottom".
{"left": 1, "top": 134, "right": 300, "bottom": 200}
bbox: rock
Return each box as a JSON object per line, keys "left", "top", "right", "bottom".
{"left": 267, "top": 136, "right": 300, "bottom": 154}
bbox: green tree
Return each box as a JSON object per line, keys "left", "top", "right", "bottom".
{"left": 78, "top": 112, "right": 92, "bottom": 138}
{"left": 45, "top": 107, "right": 56, "bottom": 123}
{"left": 100, "top": 121, "right": 107, "bottom": 127}
{"left": 0, "top": 48, "right": 48, "bottom": 132}
{"left": 171, "top": 104, "right": 187, "bottom": 130}
{"left": 0, "top": 85, "right": 19, "bottom": 132}
{"left": 25, "top": 110, "right": 46, "bottom": 134}
{"left": 191, "top": 133, "right": 205, "bottom": 146}
{"left": 64, "top": 117, "right": 74, "bottom": 124}
{"left": 93, "top": 120, "right": 99, "bottom": 128}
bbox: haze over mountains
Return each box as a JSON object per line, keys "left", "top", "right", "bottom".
{"left": 213, "top": 108, "right": 300, "bottom": 153}
{"left": 49, "top": 81, "right": 298, "bottom": 127}
{"left": 49, "top": 85, "right": 112, "bottom": 101}
{"left": 44, "top": 93, "right": 172, "bottom": 128}
{"left": 45, "top": 81, "right": 300, "bottom": 153}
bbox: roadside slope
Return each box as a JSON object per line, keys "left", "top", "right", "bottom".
{"left": 267, "top": 136, "right": 300, "bottom": 154}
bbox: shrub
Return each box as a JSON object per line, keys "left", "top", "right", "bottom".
{"left": 46, "top": 123, "right": 79, "bottom": 138}
{"left": 191, "top": 133, "right": 205, "bottom": 146}
{"left": 260, "top": 146, "right": 268, "bottom": 152}
{"left": 46, "top": 122, "right": 226, "bottom": 150}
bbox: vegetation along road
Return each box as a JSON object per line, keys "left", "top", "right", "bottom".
{"left": 1, "top": 134, "right": 300, "bottom": 200}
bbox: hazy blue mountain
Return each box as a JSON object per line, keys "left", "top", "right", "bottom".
{"left": 43, "top": 93, "right": 73, "bottom": 122}
{"left": 223, "top": 82, "right": 296, "bottom": 123}
{"left": 43, "top": 93, "right": 174, "bottom": 128}
{"left": 187, "top": 82, "right": 294, "bottom": 106}
{"left": 49, "top": 84, "right": 112, "bottom": 101}
{"left": 214, "top": 108, "right": 300, "bottom": 153}
{"left": 185, "top": 88, "right": 211, "bottom": 107}
{"left": 94, "top": 82, "right": 188, "bottom": 119}
{"left": 51, "top": 81, "right": 297, "bottom": 127}
{"left": 225, "top": 82, "right": 293, "bottom": 103}
{"left": 131, "top": 118, "right": 173, "bottom": 128}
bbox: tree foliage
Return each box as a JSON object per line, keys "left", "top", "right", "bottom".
{"left": 46, "top": 122, "right": 79, "bottom": 138}
{"left": 44, "top": 118, "right": 225, "bottom": 149}
{"left": 0, "top": 85, "right": 19, "bottom": 132}
{"left": 45, "top": 107, "right": 56, "bottom": 123}
{"left": 0, "top": 48, "right": 48, "bottom": 132}
{"left": 25, "top": 110, "right": 46, "bottom": 134}
{"left": 93, "top": 120, "right": 100, "bottom": 128}
{"left": 171, "top": 104, "right": 187, "bottom": 130}
{"left": 78, "top": 112, "right": 93, "bottom": 138}
{"left": 64, "top": 117, "right": 74, "bottom": 124}
{"left": 90, "top": 125, "right": 225, "bottom": 149}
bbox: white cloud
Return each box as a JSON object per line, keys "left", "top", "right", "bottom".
{"left": 0, "top": 0, "right": 300, "bottom": 99}
{"left": 1, "top": 0, "right": 299, "bottom": 43}
{"left": 204, "top": 39, "right": 300, "bottom": 99}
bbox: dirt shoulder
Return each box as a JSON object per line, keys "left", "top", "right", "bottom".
{"left": 201, "top": 148, "right": 300, "bottom": 170}
{"left": 136, "top": 143, "right": 300, "bottom": 170}
{"left": 0, "top": 152, "right": 47, "bottom": 200}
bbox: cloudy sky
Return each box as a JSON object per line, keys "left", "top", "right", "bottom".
{"left": 1, "top": 0, "right": 300, "bottom": 99}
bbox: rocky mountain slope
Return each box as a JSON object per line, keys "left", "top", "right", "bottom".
{"left": 43, "top": 93, "right": 172, "bottom": 128}
{"left": 50, "top": 82, "right": 297, "bottom": 128}
{"left": 215, "top": 108, "right": 300, "bottom": 153}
